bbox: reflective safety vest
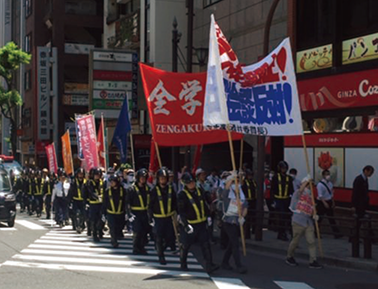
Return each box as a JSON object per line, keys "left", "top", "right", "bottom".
{"left": 89, "top": 180, "right": 104, "bottom": 204}
{"left": 107, "top": 187, "right": 124, "bottom": 215}
{"left": 131, "top": 185, "right": 150, "bottom": 211}
{"left": 73, "top": 179, "right": 86, "bottom": 201}
{"left": 275, "top": 174, "right": 290, "bottom": 199}
{"left": 245, "top": 180, "right": 257, "bottom": 201}
{"left": 32, "top": 179, "right": 44, "bottom": 196}
{"left": 183, "top": 188, "right": 206, "bottom": 224}
{"left": 153, "top": 186, "right": 174, "bottom": 218}
{"left": 45, "top": 181, "right": 52, "bottom": 196}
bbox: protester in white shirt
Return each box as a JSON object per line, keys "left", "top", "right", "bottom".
{"left": 52, "top": 170, "right": 70, "bottom": 227}
{"left": 316, "top": 170, "right": 342, "bottom": 239}
{"left": 289, "top": 168, "right": 301, "bottom": 193}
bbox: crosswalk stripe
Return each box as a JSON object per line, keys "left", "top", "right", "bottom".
{"left": 28, "top": 244, "right": 196, "bottom": 261}
{"left": 3, "top": 261, "right": 209, "bottom": 278}
{"left": 211, "top": 277, "right": 251, "bottom": 289}
{"left": 0, "top": 227, "right": 17, "bottom": 231}
{"left": 274, "top": 281, "right": 315, "bottom": 289}
{"left": 20, "top": 249, "right": 199, "bottom": 263}
{"left": 15, "top": 220, "right": 46, "bottom": 230}
{"left": 12, "top": 254, "right": 203, "bottom": 270}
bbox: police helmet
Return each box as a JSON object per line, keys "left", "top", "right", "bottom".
{"left": 75, "top": 167, "right": 86, "bottom": 177}
{"left": 156, "top": 167, "right": 169, "bottom": 179}
{"left": 109, "top": 174, "right": 120, "bottom": 184}
{"left": 277, "top": 161, "right": 289, "bottom": 170}
{"left": 136, "top": 168, "right": 148, "bottom": 181}
{"left": 181, "top": 172, "right": 195, "bottom": 185}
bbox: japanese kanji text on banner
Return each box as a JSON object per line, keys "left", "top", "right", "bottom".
{"left": 61, "top": 130, "right": 74, "bottom": 175}
{"left": 139, "top": 63, "right": 242, "bottom": 146}
{"left": 76, "top": 114, "right": 99, "bottom": 170}
{"left": 45, "top": 143, "right": 58, "bottom": 174}
{"left": 204, "top": 15, "right": 303, "bottom": 136}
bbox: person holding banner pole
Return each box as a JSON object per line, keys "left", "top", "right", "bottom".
{"left": 68, "top": 168, "right": 87, "bottom": 234}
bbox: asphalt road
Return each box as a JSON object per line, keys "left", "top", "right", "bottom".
{"left": 1, "top": 213, "right": 378, "bottom": 289}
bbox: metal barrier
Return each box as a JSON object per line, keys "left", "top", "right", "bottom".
{"left": 242, "top": 209, "right": 377, "bottom": 259}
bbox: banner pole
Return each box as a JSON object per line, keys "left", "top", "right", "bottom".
{"left": 67, "top": 129, "right": 74, "bottom": 176}
{"left": 154, "top": 141, "right": 162, "bottom": 168}
{"left": 239, "top": 138, "right": 244, "bottom": 172}
{"left": 301, "top": 133, "right": 323, "bottom": 258}
{"left": 130, "top": 133, "right": 136, "bottom": 171}
{"left": 101, "top": 114, "right": 107, "bottom": 172}
{"left": 227, "top": 129, "right": 247, "bottom": 256}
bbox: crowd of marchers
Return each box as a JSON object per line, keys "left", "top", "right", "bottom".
{"left": 10, "top": 161, "right": 375, "bottom": 273}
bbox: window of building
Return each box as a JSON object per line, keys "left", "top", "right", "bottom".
{"left": 24, "top": 70, "right": 32, "bottom": 91}
{"left": 204, "top": 0, "right": 223, "bottom": 8}
{"left": 297, "top": 0, "right": 334, "bottom": 50}
{"left": 25, "top": 34, "right": 32, "bottom": 53}
{"left": 25, "top": 0, "right": 32, "bottom": 18}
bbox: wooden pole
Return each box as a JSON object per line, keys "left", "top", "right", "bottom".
{"left": 130, "top": 133, "right": 136, "bottom": 171}
{"left": 239, "top": 138, "right": 244, "bottom": 172}
{"left": 301, "top": 134, "right": 324, "bottom": 258}
{"left": 154, "top": 141, "right": 162, "bottom": 168}
{"left": 227, "top": 130, "right": 247, "bottom": 256}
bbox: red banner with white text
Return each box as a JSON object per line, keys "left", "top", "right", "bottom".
{"left": 76, "top": 115, "right": 99, "bottom": 170}
{"left": 139, "top": 63, "right": 242, "bottom": 146}
{"left": 45, "top": 143, "right": 58, "bottom": 174}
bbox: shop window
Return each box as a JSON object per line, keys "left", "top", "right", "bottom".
{"left": 204, "top": 0, "right": 223, "bottom": 8}
{"left": 24, "top": 70, "right": 32, "bottom": 91}
{"left": 25, "top": 0, "right": 32, "bottom": 18}
{"left": 297, "top": 0, "right": 334, "bottom": 50}
{"left": 25, "top": 34, "right": 32, "bottom": 53}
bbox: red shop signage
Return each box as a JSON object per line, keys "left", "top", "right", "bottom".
{"left": 285, "top": 133, "right": 378, "bottom": 147}
{"left": 93, "top": 70, "right": 132, "bottom": 81}
{"left": 298, "top": 69, "right": 378, "bottom": 111}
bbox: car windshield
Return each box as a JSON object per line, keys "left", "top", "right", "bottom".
{"left": 2, "top": 162, "right": 22, "bottom": 175}
{"left": 0, "top": 172, "right": 11, "bottom": 191}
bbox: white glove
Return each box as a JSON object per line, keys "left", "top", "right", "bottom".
{"left": 207, "top": 217, "right": 212, "bottom": 227}
{"left": 238, "top": 216, "right": 245, "bottom": 226}
{"left": 185, "top": 225, "right": 194, "bottom": 234}
{"left": 128, "top": 214, "right": 135, "bottom": 223}
{"left": 149, "top": 219, "right": 155, "bottom": 227}
{"left": 101, "top": 215, "right": 106, "bottom": 223}
{"left": 226, "top": 171, "right": 237, "bottom": 183}
{"left": 313, "top": 214, "right": 319, "bottom": 221}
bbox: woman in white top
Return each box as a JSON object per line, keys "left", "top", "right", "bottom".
{"left": 52, "top": 169, "right": 71, "bottom": 227}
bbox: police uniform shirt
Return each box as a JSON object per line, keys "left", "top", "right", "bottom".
{"left": 242, "top": 179, "right": 257, "bottom": 201}
{"left": 86, "top": 180, "right": 105, "bottom": 204}
{"left": 128, "top": 184, "right": 150, "bottom": 212}
{"left": 68, "top": 178, "right": 86, "bottom": 202}
{"left": 149, "top": 184, "right": 177, "bottom": 217}
{"left": 271, "top": 173, "right": 294, "bottom": 199}
{"left": 178, "top": 187, "right": 209, "bottom": 226}
{"left": 103, "top": 186, "right": 126, "bottom": 215}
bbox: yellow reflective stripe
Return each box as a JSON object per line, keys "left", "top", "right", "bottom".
{"left": 107, "top": 187, "right": 124, "bottom": 214}
{"left": 154, "top": 186, "right": 173, "bottom": 218}
{"left": 73, "top": 179, "right": 84, "bottom": 201}
{"left": 89, "top": 180, "right": 103, "bottom": 204}
{"left": 184, "top": 188, "right": 206, "bottom": 224}
{"left": 35, "top": 179, "right": 44, "bottom": 195}
{"left": 275, "top": 174, "right": 289, "bottom": 199}
{"left": 131, "top": 185, "right": 150, "bottom": 210}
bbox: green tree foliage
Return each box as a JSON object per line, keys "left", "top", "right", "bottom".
{"left": 0, "top": 42, "right": 31, "bottom": 158}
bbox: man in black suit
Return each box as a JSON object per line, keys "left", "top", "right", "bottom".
{"left": 352, "top": 165, "right": 375, "bottom": 218}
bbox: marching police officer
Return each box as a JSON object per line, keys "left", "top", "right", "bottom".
{"left": 32, "top": 170, "right": 45, "bottom": 218}
{"left": 14, "top": 169, "right": 29, "bottom": 213}
{"left": 68, "top": 168, "right": 87, "bottom": 233}
{"left": 127, "top": 168, "right": 151, "bottom": 255}
{"left": 103, "top": 174, "right": 126, "bottom": 248}
{"left": 178, "top": 172, "right": 219, "bottom": 273}
{"left": 43, "top": 171, "right": 55, "bottom": 220}
{"left": 26, "top": 169, "right": 35, "bottom": 215}
{"left": 148, "top": 167, "right": 177, "bottom": 265}
{"left": 85, "top": 168, "right": 105, "bottom": 242}
{"left": 271, "top": 161, "right": 294, "bottom": 241}
{"left": 242, "top": 169, "right": 257, "bottom": 239}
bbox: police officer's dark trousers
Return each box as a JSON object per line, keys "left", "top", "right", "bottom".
{"left": 45, "top": 195, "right": 51, "bottom": 219}
{"left": 132, "top": 211, "right": 150, "bottom": 254}
{"left": 107, "top": 214, "right": 124, "bottom": 246}
{"left": 154, "top": 217, "right": 175, "bottom": 264}
{"left": 73, "top": 200, "right": 86, "bottom": 232}
{"left": 89, "top": 204, "right": 102, "bottom": 241}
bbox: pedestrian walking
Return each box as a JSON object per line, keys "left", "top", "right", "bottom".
{"left": 289, "top": 168, "right": 301, "bottom": 192}
{"left": 286, "top": 177, "right": 323, "bottom": 269}
{"left": 242, "top": 169, "right": 257, "bottom": 239}
{"left": 52, "top": 169, "right": 70, "bottom": 227}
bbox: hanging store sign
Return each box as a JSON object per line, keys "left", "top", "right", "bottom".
{"left": 93, "top": 80, "right": 132, "bottom": 90}
{"left": 62, "top": 94, "right": 89, "bottom": 106}
{"left": 93, "top": 90, "right": 126, "bottom": 100}
{"left": 37, "top": 47, "right": 51, "bottom": 140}
{"left": 298, "top": 68, "right": 378, "bottom": 111}
{"left": 342, "top": 32, "right": 378, "bottom": 65}
{"left": 296, "top": 44, "right": 333, "bottom": 73}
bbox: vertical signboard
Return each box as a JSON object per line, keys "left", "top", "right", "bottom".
{"left": 89, "top": 49, "right": 138, "bottom": 119}
{"left": 37, "top": 47, "right": 51, "bottom": 140}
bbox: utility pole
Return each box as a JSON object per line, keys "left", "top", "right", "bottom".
{"left": 171, "top": 17, "right": 180, "bottom": 181}
{"left": 255, "top": 0, "right": 282, "bottom": 242}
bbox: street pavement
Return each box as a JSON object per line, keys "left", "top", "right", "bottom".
{"left": 1, "top": 213, "right": 378, "bottom": 289}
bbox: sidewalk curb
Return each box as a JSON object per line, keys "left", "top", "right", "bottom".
{"left": 245, "top": 240, "right": 378, "bottom": 272}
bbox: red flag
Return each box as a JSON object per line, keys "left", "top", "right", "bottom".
{"left": 139, "top": 63, "right": 242, "bottom": 146}
{"left": 76, "top": 114, "right": 99, "bottom": 170}
{"left": 45, "top": 143, "right": 58, "bottom": 174}
{"left": 191, "top": 145, "right": 203, "bottom": 175}
{"left": 97, "top": 115, "right": 106, "bottom": 169}
{"left": 148, "top": 137, "right": 159, "bottom": 184}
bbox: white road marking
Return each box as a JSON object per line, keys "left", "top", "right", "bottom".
{"left": 12, "top": 254, "right": 203, "bottom": 269}
{"left": 0, "top": 227, "right": 17, "bottom": 231}
{"left": 3, "top": 261, "right": 209, "bottom": 278}
{"left": 20, "top": 249, "right": 199, "bottom": 263}
{"left": 15, "top": 220, "right": 46, "bottom": 230}
{"left": 211, "top": 278, "right": 251, "bottom": 289}
{"left": 274, "top": 281, "right": 315, "bottom": 289}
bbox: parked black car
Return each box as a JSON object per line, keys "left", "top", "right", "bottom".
{"left": 0, "top": 167, "right": 16, "bottom": 227}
